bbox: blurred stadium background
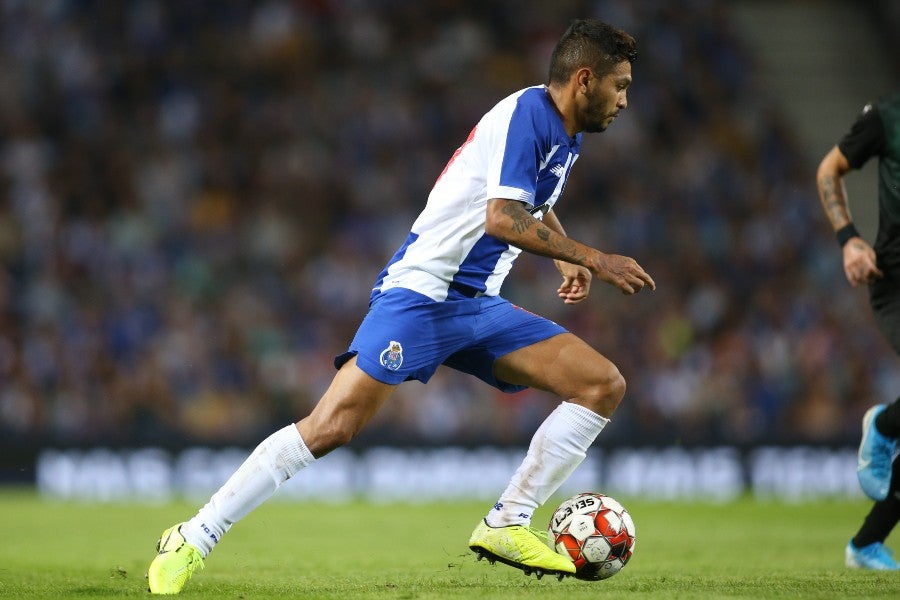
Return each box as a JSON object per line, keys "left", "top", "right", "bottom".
{"left": 0, "top": 0, "right": 898, "bottom": 504}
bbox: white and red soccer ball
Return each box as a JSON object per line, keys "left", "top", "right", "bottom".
{"left": 548, "top": 492, "right": 636, "bottom": 580}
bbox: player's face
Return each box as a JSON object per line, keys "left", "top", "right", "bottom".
{"left": 580, "top": 61, "right": 632, "bottom": 133}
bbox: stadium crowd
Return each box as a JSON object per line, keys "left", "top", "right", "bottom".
{"left": 0, "top": 0, "right": 896, "bottom": 448}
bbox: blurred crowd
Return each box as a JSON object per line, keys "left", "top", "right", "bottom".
{"left": 0, "top": 0, "right": 896, "bottom": 448}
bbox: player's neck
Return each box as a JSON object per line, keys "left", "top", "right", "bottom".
{"left": 545, "top": 84, "right": 578, "bottom": 138}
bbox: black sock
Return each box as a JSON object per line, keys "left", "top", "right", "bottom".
{"left": 853, "top": 458, "right": 900, "bottom": 547}
{"left": 875, "top": 399, "right": 900, "bottom": 438}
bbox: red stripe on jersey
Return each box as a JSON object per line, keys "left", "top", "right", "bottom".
{"left": 435, "top": 126, "right": 477, "bottom": 184}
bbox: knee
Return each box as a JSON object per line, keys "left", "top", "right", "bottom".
{"left": 299, "top": 418, "right": 356, "bottom": 458}
{"left": 600, "top": 364, "right": 627, "bottom": 404}
{"left": 580, "top": 363, "right": 626, "bottom": 416}
{"left": 322, "top": 424, "right": 356, "bottom": 452}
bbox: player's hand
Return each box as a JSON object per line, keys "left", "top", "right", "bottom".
{"left": 555, "top": 260, "right": 592, "bottom": 304}
{"left": 843, "top": 238, "right": 883, "bottom": 287}
{"left": 593, "top": 252, "right": 655, "bottom": 295}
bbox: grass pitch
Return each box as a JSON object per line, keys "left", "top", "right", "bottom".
{"left": 0, "top": 489, "right": 897, "bottom": 599}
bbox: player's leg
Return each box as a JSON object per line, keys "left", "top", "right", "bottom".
{"left": 846, "top": 456, "right": 900, "bottom": 570}
{"left": 148, "top": 359, "right": 397, "bottom": 594}
{"left": 494, "top": 331, "right": 623, "bottom": 414}
{"left": 149, "top": 287, "right": 458, "bottom": 594}
{"left": 455, "top": 296, "right": 620, "bottom": 576}
{"left": 861, "top": 285, "right": 900, "bottom": 500}
{"left": 487, "top": 332, "right": 622, "bottom": 525}
{"left": 180, "top": 357, "right": 396, "bottom": 554}
{"left": 873, "top": 401, "right": 900, "bottom": 440}
{"left": 297, "top": 356, "right": 400, "bottom": 457}
{"left": 858, "top": 402, "right": 899, "bottom": 500}
{"left": 467, "top": 333, "right": 619, "bottom": 578}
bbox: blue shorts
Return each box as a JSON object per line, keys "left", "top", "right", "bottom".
{"left": 334, "top": 288, "right": 568, "bottom": 392}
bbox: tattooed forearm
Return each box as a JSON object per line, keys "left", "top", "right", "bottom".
{"left": 501, "top": 202, "right": 537, "bottom": 235}
{"left": 819, "top": 174, "right": 850, "bottom": 225}
{"left": 548, "top": 235, "right": 588, "bottom": 265}
{"left": 492, "top": 199, "right": 590, "bottom": 265}
{"left": 536, "top": 225, "right": 587, "bottom": 264}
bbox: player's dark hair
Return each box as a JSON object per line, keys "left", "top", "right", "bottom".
{"left": 548, "top": 19, "right": 636, "bottom": 85}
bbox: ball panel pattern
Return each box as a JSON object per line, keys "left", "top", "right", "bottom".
{"left": 547, "top": 492, "right": 636, "bottom": 581}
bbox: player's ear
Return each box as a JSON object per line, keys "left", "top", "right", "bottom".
{"left": 575, "top": 68, "right": 591, "bottom": 92}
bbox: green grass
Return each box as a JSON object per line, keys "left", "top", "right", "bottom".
{"left": 0, "top": 489, "right": 897, "bottom": 599}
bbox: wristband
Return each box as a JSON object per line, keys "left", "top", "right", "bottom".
{"left": 836, "top": 223, "right": 860, "bottom": 247}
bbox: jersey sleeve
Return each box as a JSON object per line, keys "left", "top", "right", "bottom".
{"left": 838, "top": 103, "right": 886, "bottom": 169}
{"left": 485, "top": 101, "right": 543, "bottom": 208}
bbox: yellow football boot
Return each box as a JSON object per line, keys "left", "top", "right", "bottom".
{"left": 147, "top": 524, "right": 205, "bottom": 594}
{"left": 468, "top": 519, "right": 575, "bottom": 580}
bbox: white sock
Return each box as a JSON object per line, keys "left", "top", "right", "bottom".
{"left": 486, "top": 401, "right": 609, "bottom": 527}
{"left": 181, "top": 424, "right": 315, "bottom": 557}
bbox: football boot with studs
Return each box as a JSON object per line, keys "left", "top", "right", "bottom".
{"left": 468, "top": 519, "right": 575, "bottom": 580}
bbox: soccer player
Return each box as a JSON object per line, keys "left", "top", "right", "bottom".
{"left": 816, "top": 92, "right": 900, "bottom": 570}
{"left": 148, "top": 18, "right": 655, "bottom": 593}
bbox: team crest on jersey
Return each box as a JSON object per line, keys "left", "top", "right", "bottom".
{"left": 380, "top": 340, "right": 404, "bottom": 371}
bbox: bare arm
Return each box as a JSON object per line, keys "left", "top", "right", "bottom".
{"left": 484, "top": 198, "right": 655, "bottom": 295}
{"left": 542, "top": 209, "right": 593, "bottom": 304}
{"left": 540, "top": 208, "right": 585, "bottom": 273}
{"left": 816, "top": 145, "right": 854, "bottom": 231}
{"left": 816, "top": 145, "right": 883, "bottom": 287}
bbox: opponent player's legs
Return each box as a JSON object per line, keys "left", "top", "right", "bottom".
{"left": 846, "top": 456, "right": 900, "bottom": 570}
{"left": 840, "top": 281, "right": 900, "bottom": 569}
{"left": 468, "top": 333, "right": 622, "bottom": 577}
{"left": 862, "top": 285, "right": 900, "bottom": 500}
{"left": 148, "top": 358, "right": 396, "bottom": 594}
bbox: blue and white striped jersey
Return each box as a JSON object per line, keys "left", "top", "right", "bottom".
{"left": 373, "top": 85, "right": 582, "bottom": 302}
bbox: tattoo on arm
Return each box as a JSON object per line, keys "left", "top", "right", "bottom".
{"left": 550, "top": 237, "right": 588, "bottom": 265}
{"left": 501, "top": 202, "right": 536, "bottom": 235}
{"left": 820, "top": 174, "right": 849, "bottom": 225}
{"left": 498, "top": 201, "right": 589, "bottom": 265}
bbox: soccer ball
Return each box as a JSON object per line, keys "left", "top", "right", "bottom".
{"left": 548, "top": 492, "right": 636, "bottom": 580}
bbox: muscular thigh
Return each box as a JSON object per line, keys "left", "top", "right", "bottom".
{"left": 493, "top": 332, "right": 617, "bottom": 399}
{"left": 442, "top": 299, "right": 567, "bottom": 392}
{"left": 299, "top": 356, "right": 398, "bottom": 457}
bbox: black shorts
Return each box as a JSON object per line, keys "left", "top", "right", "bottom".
{"left": 870, "top": 272, "right": 900, "bottom": 355}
